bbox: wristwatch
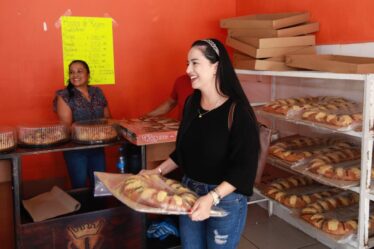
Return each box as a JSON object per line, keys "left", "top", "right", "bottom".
{"left": 209, "top": 189, "right": 221, "bottom": 206}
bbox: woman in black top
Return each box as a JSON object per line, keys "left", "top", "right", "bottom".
{"left": 142, "top": 39, "right": 259, "bottom": 249}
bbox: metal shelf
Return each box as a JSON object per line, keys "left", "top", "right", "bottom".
{"left": 251, "top": 189, "right": 357, "bottom": 249}
{"left": 238, "top": 69, "right": 374, "bottom": 249}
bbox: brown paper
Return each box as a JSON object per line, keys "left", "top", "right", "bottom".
{"left": 94, "top": 172, "right": 227, "bottom": 217}
{"left": 22, "top": 186, "right": 81, "bottom": 222}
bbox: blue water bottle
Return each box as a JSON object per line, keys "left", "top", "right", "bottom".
{"left": 117, "top": 146, "right": 126, "bottom": 174}
{"left": 117, "top": 155, "right": 126, "bottom": 173}
{"left": 117, "top": 147, "right": 126, "bottom": 173}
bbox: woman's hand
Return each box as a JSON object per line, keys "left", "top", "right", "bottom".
{"left": 139, "top": 158, "right": 178, "bottom": 176}
{"left": 189, "top": 194, "right": 214, "bottom": 221}
{"left": 139, "top": 168, "right": 159, "bottom": 175}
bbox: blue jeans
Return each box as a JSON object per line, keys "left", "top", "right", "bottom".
{"left": 63, "top": 148, "right": 106, "bottom": 188}
{"left": 179, "top": 176, "right": 248, "bottom": 249}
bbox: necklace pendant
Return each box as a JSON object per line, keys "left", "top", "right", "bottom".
{"left": 198, "top": 114, "right": 202, "bottom": 118}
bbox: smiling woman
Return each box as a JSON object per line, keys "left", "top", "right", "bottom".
{"left": 140, "top": 39, "right": 260, "bottom": 249}
{"left": 52, "top": 60, "right": 112, "bottom": 189}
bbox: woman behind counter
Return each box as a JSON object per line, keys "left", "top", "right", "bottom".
{"left": 141, "top": 39, "right": 260, "bottom": 249}
{"left": 54, "top": 60, "right": 111, "bottom": 189}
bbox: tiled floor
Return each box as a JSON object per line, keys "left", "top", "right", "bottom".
{"left": 238, "top": 204, "right": 329, "bottom": 249}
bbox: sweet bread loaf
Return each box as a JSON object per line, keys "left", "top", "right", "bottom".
{"left": 302, "top": 111, "right": 357, "bottom": 128}
{"left": 17, "top": 124, "right": 69, "bottom": 146}
{"left": 267, "top": 176, "right": 314, "bottom": 190}
{"left": 262, "top": 96, "right": 361, "bottom": 128}
{"left": 301, "top": 214, "right": 360, "bottom": 235}
{"left": 72, "top": 120, "right": 118, "bottom": 143}
{"left": 264, "top": 176, "right": 341, "bottom": 208}
{"left": 280, "top": 189, "right": 340, "bottom": 209}
{"left": 300, "top": 192, "right": 363, "bottom": 235}
{"left": 307, "top": 147, "right": 361, "bottom": 167}
{"left": 0, "top": 129, "right": 16, "bottom": 152}
{"left": 269, "top": 147, "right": 312, "bottom": 162}
{"left": 301, "top": 192, "right": 359, "bottom": 215}
{"left": 308, "top": 162, "right": 374, "bottom": 181}
{"left": 269, "top": 136, "right": 354, "bottom": 163}
{"left": 301, "top": 214, "right": 366, "bottom": 235}
{"left": 121, "top": 174, "right": 198, "bottom": 212}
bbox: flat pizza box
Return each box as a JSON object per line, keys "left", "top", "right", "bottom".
{"left": 220, "top": 12, "right": 309, "bottom": 30}
{"left": 233, "top": 46, "right": 316, "bottom": 71}
{"left": 118, "top": 117, "right": 179, "bottom": 146}
{"left": 234, "top": 57, "right": 295, "bottom": 71}
{"left": 227, "top": 36, "right": 314, "bottom": 59}
{"left": 285, "top": 54, "right": 374, "bottom": 74}
{"left": 235, "top": 35, "right": 315, "bottom": 49}
{"left": 228, "top": 22, "right": 319, "bottom": 38}
{"left": 233, "top": 52, "right": 295, "bottom": 71}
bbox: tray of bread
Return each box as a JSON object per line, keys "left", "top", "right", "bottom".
{"left": 261, "top": 96, "right": 320, "bottom": 117}
{"left": 300, "top": 109, "right": 362, "bottom": 131}
{"left": 292, "top": 145, "right": 362, "bottom": 188}
{"left": 258, "top": 96, "right": 362, "bottom": 131}
{"left": 261, "top": 175, "right": 342, "bottom": 209}
{"left": 17, "top": 123, "right": 69, "bottom": 148}
{"left": 94, "top": 172, "right": 227, "bottom": 216}
{"left": 268, "top": 135, "right": 355, "bottom": 168}
{"left": 118, "top": 117, "right": 179, "bottom": 145}
{"left": 72, "top": 119, "right": 119, "bottom": 144}
{"left": 297, "top": 192, "right": 374, "bottom": 239}
{"left": 0, "top": 128, "right": 17, "bottom": 153}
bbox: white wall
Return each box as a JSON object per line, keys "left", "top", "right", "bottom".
{"left": 316, "top": 42, "right": 374, "bottom": 58}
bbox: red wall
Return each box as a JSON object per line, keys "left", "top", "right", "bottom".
{"left": 0, "top": 1, "right": 235, "bottom": 181}
{"left": 2, "top": 1, "right": 374, "bottom": 182}
{"left": 236, "top": 0, "right": 374, "bottom": 44}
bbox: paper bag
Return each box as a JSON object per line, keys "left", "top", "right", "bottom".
{"left": 22, "top": 186, "right": 81, "bottom": 222}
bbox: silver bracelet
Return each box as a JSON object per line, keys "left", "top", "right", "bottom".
{"left": 209, "top": 189, "right": 221, "bottom": 206}
{"left": 157, "top": 167, "right": 163, "bottom": 175}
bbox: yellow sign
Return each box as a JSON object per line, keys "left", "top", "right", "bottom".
{"left": 61, "top": 16, "right": 115, "bottom": 85}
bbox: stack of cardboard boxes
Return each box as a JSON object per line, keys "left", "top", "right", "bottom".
{"left": 220, "top": 12, "right": 319, "bottom": 71}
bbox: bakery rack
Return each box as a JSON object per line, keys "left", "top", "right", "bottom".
{"left": 236, "top": 69, "right": 374, "bottom": 249}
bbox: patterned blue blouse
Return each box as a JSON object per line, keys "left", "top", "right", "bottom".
{"left": 53, "top": 86, "right": 108, "bottom": 122}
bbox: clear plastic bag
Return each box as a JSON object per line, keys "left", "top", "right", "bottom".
{"left": 17, "top": 123, "right": 69, "bottom": 147}
{"left": 72, "top": 119, "right": 119, "bottom": 144}
{"left": 259, "top": 96, "right": 362, "bottom": 131}
{"left": 0, "top": 127, "right": 16, "bottom": 153}
{"left": 94, "top": 172, "right": 228, "bottom": 217}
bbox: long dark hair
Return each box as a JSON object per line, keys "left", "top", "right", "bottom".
{"left": 66, "top": 60, "right": 90, "bottom": 98}
{"left": 191, "top": 39, "right": 258, "bottom": 124}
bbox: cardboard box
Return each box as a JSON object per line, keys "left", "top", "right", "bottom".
{"left": 233, "top": 52, "right": 295, "bottom": 71}
{"left": 220, "top": 12, "right": 309, "bottom": 29}
{"left": 227, "top": 36, "right": 313, "bottom": 59}
{"left": 285, "top": 54, "right": 374, "bottom": 74}
{"left": 119, "top": 117, "right": 179, "bottom": 146}
{"left": 234, "top": 57, "right": 295, "bottom": 71}
{"left": 235, "top": 35, "right": 315, "bottom": 49}
{"left": 233, "top": 46, "right": 316, "bottom": 71}
{"left": 146, "top": 142, "right": 175, "bottom": 165}
{"left": 228, "top": 22, "right": 319, "bottom": 38}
